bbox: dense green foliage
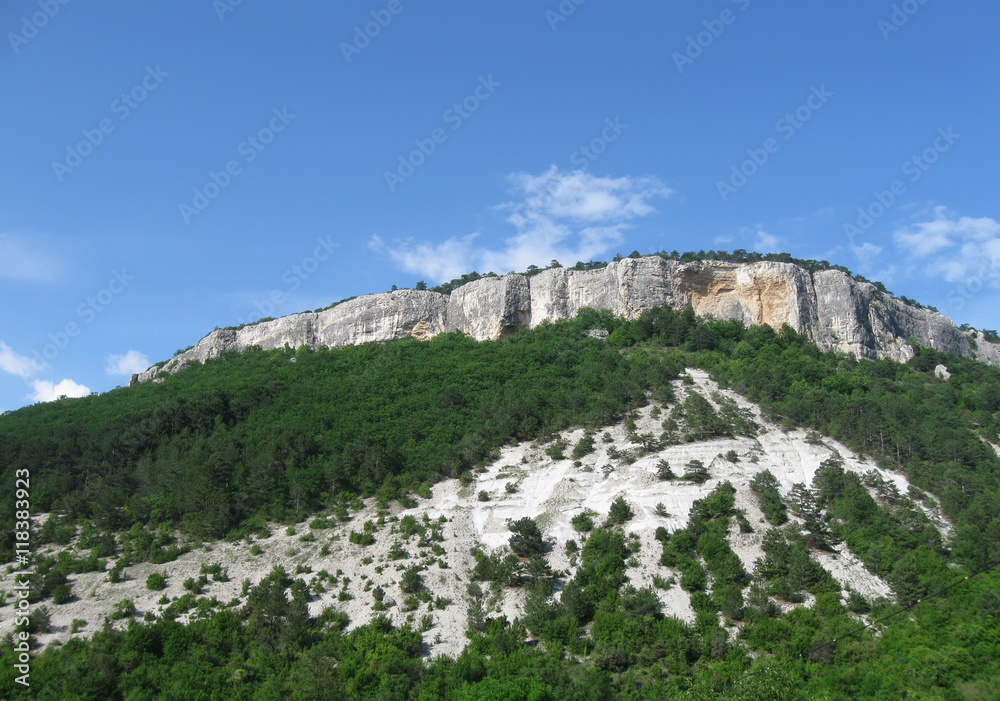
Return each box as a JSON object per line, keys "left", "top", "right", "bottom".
{"left": 3, "top": 301, "right": 1000, "bottom": 698}
{"left": 0, "top": 315, "right": 678, "bottom": 555}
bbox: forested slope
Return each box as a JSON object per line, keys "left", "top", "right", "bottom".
{"left": 1, "top": 305, "right": 999, "bottom": 699}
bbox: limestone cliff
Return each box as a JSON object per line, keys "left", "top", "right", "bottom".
{"left": 130, "top": 257, "right": 1000, "bottom": 384}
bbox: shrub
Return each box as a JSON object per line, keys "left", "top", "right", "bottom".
{"left": 572, "top": 433, "right": 595, "bottom": 459}
{"left": 571, "top": 512, "right": 594, "bottom": 533}
{"left": 388, "top": 540, "right": 409, "bottom": 560}
{"left": 348, "top": 530, "right": 374, "bottom": 546}
{"left": 545, "top": 438, "right": 568, "bottom": 460}
{"left": 107, "top": 563, "right": 124, "bottom": 583}
{"left": 111, "top": 599, "right": 135, "bottom": 620}
{"left": 400, "top": 566, "right": 424, "bottom": 594}
{"left": 183, "top": 576, "right": 207, "bottom": 594}
{"left": 51, "top": 583, "right": 73, "bottom": 605}
{"left": 477, "top": 490, "right": 490, "bottom": 502}
{"left": 146, "top": 572, "right": 168, "bottom": 591}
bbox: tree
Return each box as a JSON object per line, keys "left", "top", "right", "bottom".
{"left": 415, "top": 280, "right": 427, "bottom": 290}
{"left": 509, "top": 517, "right": 543, "bottom": 557}
{"left": 608, "top": 496, "right": 633, "bottom": 525}
{"left": 656, "top": 459, "right": 675, "bottom": 480}
{"left": 682, "top": 459, "right": 710, "bottom": 484}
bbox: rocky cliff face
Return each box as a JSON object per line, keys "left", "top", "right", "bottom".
{"left": 131, "top": 257, "right": 1000, "bottom": 383}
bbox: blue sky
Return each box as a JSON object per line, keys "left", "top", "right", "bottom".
{"left": 1, "top": 0, "right": 999, "bottom": 411}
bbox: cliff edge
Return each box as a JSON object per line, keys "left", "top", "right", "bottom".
{"left": 131, "top": 257, "right": 1000, "bottom": 384}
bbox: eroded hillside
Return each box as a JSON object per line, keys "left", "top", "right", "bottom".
{"left": 2, "top": 370, "right": 946, "bottom": 660}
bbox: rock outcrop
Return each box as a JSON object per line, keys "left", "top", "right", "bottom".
{"left": 130, "top": 257, "right": 1000, "bottom": 384}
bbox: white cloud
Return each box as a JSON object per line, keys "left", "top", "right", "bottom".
{"left": 370, "top": 167, "right": 671, "bottom": 282}
{"left": 752, "top": 229, "right": 780, "bottom": 253}
{"left": 105, "top": 350, "right": 151, "bottom": 376}
{"left": 29, "top": 378, "right": 90, "bottom": 402}
{"left": 893, "top": 206, "right": 1000, "bottom": 284}
{"left": 369, "top": 233, "right": 481, "bottom": 283}
{"left": 0, "top": 341, "right": 41, "bottom": 378}
{"left": 505, "top": 167, "right": 666, "bottom": 222}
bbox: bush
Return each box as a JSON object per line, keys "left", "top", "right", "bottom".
{"left": 51, "top": 583, "right": 73, "bottom": 604}
{"left": 400, "top": 566, "right": 423, "bottom": 594}
{"left": 571, "top": 513, "right": 594, "bottom": 533}
{"left": 348, "top": 530, "right": 375, "bottom": 546}
{"left": 477, "top": 490, "right": 490, "bottom": 502}
{"left": 183, "top": 576, "right": 207, "bottom": 594}
{"left": 572, "top": 433, "right": 595, "bottom": 459}
{"left": 107, "top": 562, "right": 124, "bottom": 583}
{"left": 146, "top": 572, "right": 168, "bottom": 591}
{"left": 111, "top": 599, "right": 135, "bottom": 620}
{"left": 545, "top": 438, "right": 568, "bottom": 460}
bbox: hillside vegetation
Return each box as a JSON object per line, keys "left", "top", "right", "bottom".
{"left": 2, "top": 305, "right": 1000, "bottom": 698}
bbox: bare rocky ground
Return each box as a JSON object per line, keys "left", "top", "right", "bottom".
{"left": 0, "top": 369, "right": 940, "bottom": 658}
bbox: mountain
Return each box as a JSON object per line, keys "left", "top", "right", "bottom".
{"left": 130, "top": 255, "right": 1000, "bottom": 385}
{"left": 3, "top": 267, "right": 999, "bottom": 699}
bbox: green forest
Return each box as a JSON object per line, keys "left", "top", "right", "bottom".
{"left": 2, "top": 303, "right": 1000, "bottom": 699}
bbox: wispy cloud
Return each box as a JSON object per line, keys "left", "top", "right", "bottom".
{"left": 369, "top": 167, "right": 671, "bottom": 282}
{"left": 369, "top": 233, "right": 482, "bottom": 284}
{"left": 105, "top": 350, "right": 150, "bottom": 376}
{"left": 29, "top": 378, "right": 90, "bottom": 402}
{"left": 0, "top": 231, "right": 62, "bottom": 282}
{"left": 0, "top": 341, "right": 40, "bottom": 378}
{"left": 850, "top": 242, "right": 883, "bottom": 269}
{"left": 893, "top": 206, "right": 1000, "bottom": 284}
